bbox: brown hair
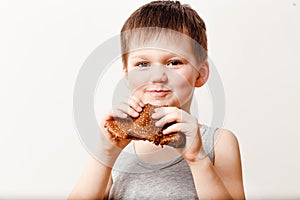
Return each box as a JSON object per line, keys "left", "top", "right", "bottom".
{"left": 120, "top": 0, "right": 208, "bottom": 69}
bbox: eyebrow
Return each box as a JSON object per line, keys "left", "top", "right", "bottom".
{"left": 129, "top": 55, "right": 149, "bottom": 60}
{"left": 129, "top": 53, "right": 182, "bottom": 60}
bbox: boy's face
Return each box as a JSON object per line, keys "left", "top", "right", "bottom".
{"left": 125, "top": 35, "right": 203, "bottom": 110}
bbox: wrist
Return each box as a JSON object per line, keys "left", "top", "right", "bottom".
{"left": 95, "top": 143, "right": 123, "bottom": 167}
{"left": 184, "top": 148, "right": 209, "bottom": 165}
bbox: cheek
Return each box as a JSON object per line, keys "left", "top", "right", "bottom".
{"left": 172, "top": 77, "right": 194, "bottom": 96}
{"left": 126, "top": 69, "right": 151, "bottom": 90}
{"left": 171, "top": 68, "right": 196, "bottom": 88}
{"left": 169, "top": 70, "right": 195, "bottom": 99}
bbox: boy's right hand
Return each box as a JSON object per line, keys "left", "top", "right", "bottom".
{"left": 98, "top": 96, "right": 144, "bottom": 165}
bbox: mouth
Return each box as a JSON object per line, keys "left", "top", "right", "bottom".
{"left": 146, "top": 89, "right": 171, "bottom": 97}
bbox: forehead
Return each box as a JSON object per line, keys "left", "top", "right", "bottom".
{"left": 125, "top": 29, "right": 200, "bottom": 65}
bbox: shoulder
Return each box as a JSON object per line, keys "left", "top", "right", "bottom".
{"left": 213, "top": 128, "right": 241, "bottom": 165}
{"left": 214, "top": 128, "right": 240, "bottom": 151}
{"left": 212, "top": 128, "right": 245, "bottom": 198}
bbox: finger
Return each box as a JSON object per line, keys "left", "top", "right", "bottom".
{"left": 129, "top": 95, "right": 144, "bottom": 107}
{"left": 155, "top": 111, "right": 187, "bottom": 128}
{"left": 113, "top": 102, "right": 139, "bottom": 118}
{"left": 110, "top": 108, "right": 128, "bottom": 118}
{"left": 102, "top": 108, "right": 128, "bottom": 123}
{"left": 151, "top": 106, "right": 178, "bottom": 120}
{"left": 125, "top": 96, "right": 143, "bottom": 112}
{"left": 163, "top": 123, "right": 199, "bottom": 140}
{"left": 155, "top": 113, "right": 179, "bottom": 127}
{"left": 163, "top": 123, "right": 201, "bottom": 148}
{"left": 162, "top": 122, "right": 186, "bottom": 135}
{"left": 155, "top": 107, "right": 195, "bottom": 127}
{"left": 152, "top": 106, "right": 189, "bottom": 119}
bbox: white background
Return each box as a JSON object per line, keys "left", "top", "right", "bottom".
{"left": 0, "top": 0, "right": 299, "bottom": 199}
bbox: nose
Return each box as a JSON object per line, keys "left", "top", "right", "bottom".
{"left": 149, "top": 64, "right": 168, "bottom": 83}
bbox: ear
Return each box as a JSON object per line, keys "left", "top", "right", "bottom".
{"left": 195, "top": 60, "right": 209, "bottom": 87}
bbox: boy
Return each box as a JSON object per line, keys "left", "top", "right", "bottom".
{"left": 69, "top": 1, "right": 245, "bottom": 199}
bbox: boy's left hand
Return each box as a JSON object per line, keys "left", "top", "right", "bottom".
{"left": 152, "top": 106, "right": 204, "bottom": 162}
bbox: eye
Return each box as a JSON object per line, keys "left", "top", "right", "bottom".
{"left": 136, "top": 62, "right": 151, "bottom": 67}
{"left": 167, "top": 60, "right": 183, "bottom": 67}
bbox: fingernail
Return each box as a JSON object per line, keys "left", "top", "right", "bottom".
{"left": 139, "top": 102, "right": 144, "bottom": 107}
{"left": 137, "top": 106, "right": 142, "bottom": 112}
{"left": 134, "top": 111, "right": 139, "bottom": 117}
{"left": 151, "top": 113, "right": 157, "bottom": 118}
{"left": 155, "top": 121, "right": 160, "bottom": 127}
{"left": 154, "top": 108, "right": 161, "bottom": 113}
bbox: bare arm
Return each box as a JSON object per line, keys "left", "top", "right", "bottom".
{"left": 68, "top": 157, "right": 113, "bottom": 200}
{"left": 152, "top": 107, "right": 245, "bottom": 199}
{"left": 188, "top": 129, "right": 245, "bottom": 199}
{"left": 68, "top": 96, "right": 144, "bottom": 199}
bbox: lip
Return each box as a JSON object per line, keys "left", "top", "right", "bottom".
{"left": 146, "top": 89, "right": 171, "bottom": 97}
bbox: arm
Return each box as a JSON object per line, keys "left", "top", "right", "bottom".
{"left": 68, "top": 157, "right": 113, "bottom": 200}
{"left": 152, "top": 107, "right": 244, "bottom": 199}
{"left": 68, "top": 96, "right": 144, "bottom": 199}
{"left": 188, "top": 129, "right": 245, "bottom": 199}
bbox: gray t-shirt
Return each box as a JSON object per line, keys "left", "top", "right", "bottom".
{"left": 109, "top": 124, "right": 218, "bottom": 199}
